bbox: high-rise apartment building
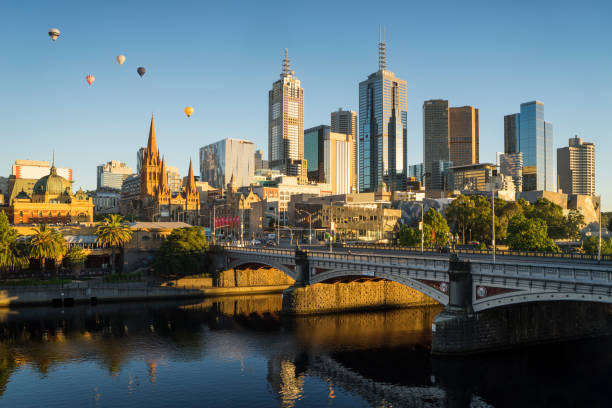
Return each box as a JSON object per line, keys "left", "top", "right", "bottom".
{"left": 254, "top": 150, "right": 268, "bottom": 171}
{"left": 505, "top": 101, "right": 554, "bottom": 191}
{"left": 504, "top": 114, "right": 519, "bottom": 154}
{"left": 200, "top": 138, "right": 255, "bottom": 189}
{"left": 557, "top": 136, "right": 595, "bottom": 196}
{"left": 97, "top": 160, "right": 133, "bottom": 190}
{"left": 423, "top": 100, "right": 449, "bottom": 189}
{"left": 304, "top": 125, "right": 330, "bottom": 182}
{"left": 499, "top": 152, "right": 523, "bottom": 192}
{"left": 331, "top": 108, "right": 358, "bottom": 192}
{"left": 359, "top": 34, "right": 407, "bottom": 192}
{"left": 449, "top": 106, "right": 479, "bottom": 166}
{"left": 268, "top": 49, "right": 307, "bottom": 183}
{"left": 165, "top": 166, "right": 182, "bottom": 194}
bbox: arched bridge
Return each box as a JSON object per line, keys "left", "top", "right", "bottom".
{"left": 218, "top": 246, "right": 612, "bottom": 312}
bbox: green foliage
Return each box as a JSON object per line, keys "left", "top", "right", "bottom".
{"left": 398, "top": 225, "right": 421, "bottom": 247}
{"left": 96, "top": 214, "right": 133, "bottom": 274}
{"left": 103, "top": 271, "right": 142, "bottom": 283}
{"left": 95, "top": 215, "right": 133, "bottom": 248}
{"left": 0, "top": 211, "right": 29, "bottom": 273}
{"left": 523, "top": 198, "right": 566, "bottom": 239}
{"left": 423, "top": 208, "right": 450, "bottom": 247}
{"left": 507, "top": 214, "right": 560, "bottom": 252}
{"left": 0, "top": 278, "right": 72, "bottom": 286}
{"left": 565, "top": 210, "right": 585, "bottom": 240}
{"left": 582, "top": 236, "right": 612, "bottom": 255}
{"left": 445, "top": 195, "right": 477, "bottom": 244}
{"left": 65, "top": 246, "right": 87, "bottom": 267}
{"left": 155, "top": 226, "right": 209, "bottom": 277}
{"left": 28, "top": 224, "right": 68, "bottom": 272}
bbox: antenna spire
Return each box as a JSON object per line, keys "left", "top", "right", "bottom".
{"left": 378, "top": 25, "right": 387, "bottom": 71}
{"left": 282, "top": 48, "right": 291, "bottom": 77}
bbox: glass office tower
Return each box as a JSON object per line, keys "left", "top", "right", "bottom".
{"left": 518, "top": 101, "right": 554, "bottom": 191}
{"left": 358, "top": 37, "right": 407, "bottom": 192}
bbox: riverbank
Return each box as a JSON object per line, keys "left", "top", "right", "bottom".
{"left": 0, "top": 281, "right": 291, "bottom": 307}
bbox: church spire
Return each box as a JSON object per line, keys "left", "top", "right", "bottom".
{"left": 186, "top": 158, "right": 196, "bottom": 191}
{"left": 159, "top": 156, "right": 169, "bottom": 192}
{"left": 147, "top": 115, "right": 157, "bottom": 154}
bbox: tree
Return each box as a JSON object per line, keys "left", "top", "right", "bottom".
{"left": 398, "top": 225, "right": 421, "bottom": 247}
{"left": 28, "top": 224, "right": 68, "bottom": 273}
{"left": 65, "top": 246, "right": 87, "bottom": 274}
{"left": 0, "top": 211, "right": 29, "bottom": 274}
{"left": 507, "top": 214, "right": 560, "bottom": 252}
{"left": 582, "top": 236, "right": 612, "bottom": 255}
{"left": 524, "top": 198, "right": 566, "bottom": 239}
{"left": 155, "top": 227, "right": 208, "bottom": 277}
{"left": 423, "top": 208, "right": 450, "bottom": 247}
{"left": 565, "top": 210, "right": 585, "bottom": 240}
{"left": 445, "top": 195, "right": 477, "bottom": 244}
{"left": 95, "top": 214, "right": 133, "bottom": 274}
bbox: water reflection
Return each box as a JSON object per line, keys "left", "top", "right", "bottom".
{"left": 0, "top": 296, "right": 610, "bottom": 407}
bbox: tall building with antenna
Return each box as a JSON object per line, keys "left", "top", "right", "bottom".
{"left": 268, "top": 49, "right": 307, "bottom": 183}
{"left": 358, "top": 28, "right": 407, "bottom": 192}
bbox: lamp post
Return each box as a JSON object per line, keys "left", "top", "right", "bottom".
{"left": 417, "top": 201, "right": 424, "bottom": 253}
{"left": 296, "top": 208, "right": 317, "bottom": 245}
{"left": 491, "top": 183, "right": 497, "bottom": 264}
{"left": 597, "top": 197, "right": 602, "bottom": 262}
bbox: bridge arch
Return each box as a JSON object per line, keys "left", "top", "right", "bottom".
{"left": 226, "top": 259, "right": 297, "bottom": 281}
{"left": 310, "top": 268, "right": 449, "bottom": 305}
{"left": 473, "top": 289, "right": 612, "bottom": 312}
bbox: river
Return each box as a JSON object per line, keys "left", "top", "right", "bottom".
{"left": 0, "top": 295, "right": 610, "bottom": 407}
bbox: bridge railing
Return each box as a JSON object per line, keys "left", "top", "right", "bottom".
{"left": 344, "top": 243, "right": 612, "bottom": 262}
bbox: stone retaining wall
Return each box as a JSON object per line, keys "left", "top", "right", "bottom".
{"left": 215, "top": 267, "right": 294, "bottom": 288}
{"left": 282, "top": 280, "right": 439, "bottom": 315}
{"left": 432, "top": 301, "right": 612, "bottom": 355}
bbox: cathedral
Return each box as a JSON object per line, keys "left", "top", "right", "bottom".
{"left": 138, "top": 116, "right": 200, "bottom": 224}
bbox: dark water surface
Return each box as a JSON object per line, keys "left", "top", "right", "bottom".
{"left": 0, "top": 295, "right": 610, "bottom": 408}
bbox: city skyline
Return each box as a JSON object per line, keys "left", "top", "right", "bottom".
{"left": 1, "top": 1, "right": 611, "bottom": 207}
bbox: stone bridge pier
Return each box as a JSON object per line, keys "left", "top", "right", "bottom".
{"left": 431, "top": 256, "right": 612, "bottom": 355}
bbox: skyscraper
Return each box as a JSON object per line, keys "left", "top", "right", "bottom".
{"left": 97, "top": 160, "right": 133, "bottom": 190}
{"left": 331, "top": 108, "right": 358, "bottom": 192}
{"left": 499, "top": 152, "right": 523, "bottom": 192}
{"left": 449, "top": 106, "right": 479, "bottom": 166}
{"left": 304, "top": 125, "right": 330, "bottom": 182}
{"left": 200, "top": 138, "right": 255, "bottom": 189}
{"left": 358, "top": 31, "right": 407, "bottom": 192}
{"left": 268, "top": 49, "right": 307, "bottom": 183}
{"left": 254, "top": 150, "right": 268, "bottom": 171}
{"left": 504, "top": 114, "right": 519, "bottom": 154}
{"left": 423, "top": 99, "right": 450, "bottom": 189}
{"left": 557, "top": 136, "right": 595, "bottom": 196}
{"left": 506, "top": 101, "right": 554, "bottom": 191}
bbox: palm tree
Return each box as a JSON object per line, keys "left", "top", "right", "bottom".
{"left": 28, "top": 224, "right": 67, "bottom": 273}
{"left": 95, "top": 215, "right": 133, "bottom": 274}
{"left": 0, "top": 211, "right": 29, "bottom": 274}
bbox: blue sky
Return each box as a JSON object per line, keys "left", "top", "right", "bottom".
{"left": 1, "top": 1, "right": 611, "bottom": 207}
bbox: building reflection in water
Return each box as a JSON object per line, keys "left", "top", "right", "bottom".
{"left": 0, "top": 296, "right": 610, "bottom": 407}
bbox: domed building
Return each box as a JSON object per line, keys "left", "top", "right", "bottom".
{"left": 7, "top": 164, "right": 93, "bottom": 224}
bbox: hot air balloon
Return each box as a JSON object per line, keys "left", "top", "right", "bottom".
{"left": 184, "top": 107, "right": 194, "bottom": 118}
{"left": 137, "top": 67, "right": 146, "bottom": 77}
{"left": 116, "top": 55, "right": 126, "bottom": 65}
{"left": 48, "top": 28, "right": 60, "bottom": 41}
{"left": 86, "top": 75, "right": 95, "bottom": 86}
